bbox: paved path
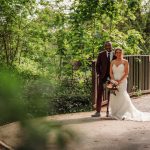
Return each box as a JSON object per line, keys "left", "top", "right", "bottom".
{"left": 0, "top": 94, "right": 150, "bottom": 150}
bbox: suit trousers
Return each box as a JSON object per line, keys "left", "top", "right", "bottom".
{"left": 96, "top": 77, "right": 110, "bottom": 113}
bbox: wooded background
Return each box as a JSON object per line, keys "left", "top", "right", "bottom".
{"left": 0, "top": 0, "right": 150, "bottom": 116}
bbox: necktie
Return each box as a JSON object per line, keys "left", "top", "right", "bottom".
{"left": 108, "top": 52, "right": 110, "bottom": 61}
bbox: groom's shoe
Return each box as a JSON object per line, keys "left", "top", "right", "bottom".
{"left": 91, "top": 112, "right": 100, "bottom": 117}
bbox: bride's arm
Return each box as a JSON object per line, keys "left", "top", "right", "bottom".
{"left": 110, "top": 61, "right": 118, "bottom": 85}
{"left": 110, "top": 61, "right": 115, "bottom": 80}
{"left": 118, "top": 60, "right": 129, "bottom": 84}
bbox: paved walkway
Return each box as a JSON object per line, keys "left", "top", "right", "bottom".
{"left": 0, "top": 94, "right": 150, "bottom": 150}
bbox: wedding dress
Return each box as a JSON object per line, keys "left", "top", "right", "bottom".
{"left": 109, "top": 63, "right": 150, "bottom": 121}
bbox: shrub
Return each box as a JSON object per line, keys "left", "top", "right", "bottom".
{"left": 50, "top": 94, "right": 92, "bottom": 115}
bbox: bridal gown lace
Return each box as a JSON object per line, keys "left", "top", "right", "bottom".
{"left": 109, "top": 64, "right": 150, "bottom": 121}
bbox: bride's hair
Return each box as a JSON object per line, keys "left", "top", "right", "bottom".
{"left": 115, "top": 48, "right": 123, "bottom": 54}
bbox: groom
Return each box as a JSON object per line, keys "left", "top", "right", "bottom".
{"left": 92, "top": 41, "right": 116, "bottom": 117}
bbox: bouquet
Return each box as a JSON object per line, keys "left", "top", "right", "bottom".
{"left": 106, "top": 79, "right": 119, "bottom": 96}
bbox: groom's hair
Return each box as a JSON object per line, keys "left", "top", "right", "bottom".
{"left": 105, "top": 41, "right": 112, "bottom": 45}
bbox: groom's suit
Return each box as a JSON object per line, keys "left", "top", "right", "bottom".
{"left": 96, "top": 50, "right": 116, "bottom": 113}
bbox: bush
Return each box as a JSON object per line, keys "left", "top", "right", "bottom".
{"left": 23, "top": 79, "right": 56, "bottom": 118}
{"left": 50, "top": 94, "right": 92, "bottom": 115}
{"left": 22, "top": 77, "right": 92, "bottom": 117}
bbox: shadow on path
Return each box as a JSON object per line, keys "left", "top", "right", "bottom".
{"left": 58, "top": 117, "right": 116, "bottom": 125}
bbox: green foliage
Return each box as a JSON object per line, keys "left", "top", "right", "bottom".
{"left": 52, "top": 94, "right": 92, "bottom": 114}
{"left": 69, "top": 0, "right": 149, "bottom": 55}
{"left": 24, "top": 79, "right": 56, "bottom": 117}
{"left": 49, "top": 77, "right": 92, "bottom": 114}
{"left": 0, "top": 68, "right": 77, "bottom": 150}
{"left": 0, "top": 68, "right": 26, "bottom": 124}
{"left": 0, "top": 0, "right": 37, "bottom": 65}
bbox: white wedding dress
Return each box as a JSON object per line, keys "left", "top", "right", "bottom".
{"left": 109, "top": 64, "right": 150, "bottom": 121}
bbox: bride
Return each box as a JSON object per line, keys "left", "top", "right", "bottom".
{"left": 109, "top": 48, "right": 150, "bottom": 121}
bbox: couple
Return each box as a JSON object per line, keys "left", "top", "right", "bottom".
{"left": 92, "top": 41, "right": 150, "bottom": 121}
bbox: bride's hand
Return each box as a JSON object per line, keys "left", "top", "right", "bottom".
{"left": 115, "top": 81, "right": 119, "bottom": 85}
{"left": 116, "top": 80, "right": 121, "bottom": 85}
{"left": 111, "top": 79, "right": 119, "bottom": 85}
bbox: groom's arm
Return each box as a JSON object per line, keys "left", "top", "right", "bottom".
{"left": 96, "top": 53, "right": 101, "bottom": 76}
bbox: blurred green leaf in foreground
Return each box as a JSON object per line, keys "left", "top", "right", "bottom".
{"left": 0, "top": 68, "right": 77, "bottom": 150}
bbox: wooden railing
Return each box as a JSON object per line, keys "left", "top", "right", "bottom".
{"left": 92, "top": 55, "right": 150, "bottom": 107}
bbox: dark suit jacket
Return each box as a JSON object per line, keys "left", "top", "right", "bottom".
{"left": 96, "top": 50, "right": 116, "bottom": 82}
